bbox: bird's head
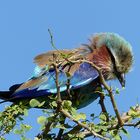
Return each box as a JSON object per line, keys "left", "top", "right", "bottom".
{"left": 86, "top": 33, "right": 133, "bottom": 87}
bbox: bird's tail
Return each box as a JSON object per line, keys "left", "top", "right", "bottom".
{"left": 0, "top": 84, "right": 22, "bottom": 104}
{"left": 0, "top": 91, "right": 13, "bottom": 103}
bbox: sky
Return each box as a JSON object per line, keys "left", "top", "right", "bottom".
{"left": 0, "top": 0, "right": 140, "bottom": 139}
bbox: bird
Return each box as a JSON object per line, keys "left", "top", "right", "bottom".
{"left": 0, "top": 33, "right": 133, "bottom": 109}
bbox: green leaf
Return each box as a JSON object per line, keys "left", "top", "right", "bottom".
{"left": 22, "top": 124, "right": 32, "bottom": 132}
{"left": 121, "top": 128, "right": 130, "bottom": 138}
{"left": 21, "top": 135, "right": 31, "bottom": 140}
{"left": 51, "top": 101, "right": 57, "bottom": 107}
{"left": 109, "top": 130, "right": 117, "bottom": 137}
{"left": 66, "top": 72, "right": 72, "bottom": 78}
{"left": 34, "top": 137, "right": 40, "bottom": 140}
{"left": 74, "top": 113, "right": 86, "bottom": 121}
{"left": 76, "top": 132, "right": 85, "bottom": 138}
{"left": 121, "top": 128, "right": 128, "bottom": 135}
{"left": 100, "top": 126, "right": 107, "bottom": 131}
{"left": 38, "top": 101, "right": 45, "bottom": 107}
{"left": 55, "top": 124, "right": 66, "bottom": 130}
{"left": 0, "top": 136, "right": 5, "bottom": 140}
{"left": 94, "top": 125, "right": 101, "bottom": 132}
{"left": 63, "top": 100, "right": 72, "bottom": 108}
{"left": 14, "top": 129, "right": 22, "bottom": 134}
{"left": 68, "top": 134, "right": 73, "bottom": 138}
{"left": 24, "top": 109, "right": 28, "bottom": 116}
{"left": 115, "top": 88, "right": 120, "bottom": 94}
{"left": 37, "top": 116, "right": 47, "bottom": 124}
{"left": 114, "top": 135, "right": 122, "bottom": 140}
{"left": 99, "top": 113, "right": 107, "bottom": 121}
{"left": 79, "top": 113, "right": 86, "bottom": 120}
{"left": 29, "top": 99, "right": 40, "bottom": 107}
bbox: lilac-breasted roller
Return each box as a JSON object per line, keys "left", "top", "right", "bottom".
{"left": 0, "top": 33, "right": 133, "bottom": 109}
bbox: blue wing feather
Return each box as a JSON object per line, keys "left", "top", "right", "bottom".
{"left": 71, "top": 62, "right": 99, "bottom": 88}
{"left": 36, "top": 62, "right": 99, "bottom": 92}
{"left": 11, "top": 62, "right": 99, "bottom": 99}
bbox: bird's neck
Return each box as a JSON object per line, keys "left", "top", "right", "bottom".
{"left": 87, "top": 45, "right": 113, "bottom": 79}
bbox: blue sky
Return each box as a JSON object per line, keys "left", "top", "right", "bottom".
{"left": 0, "top": 0, "right": 140, "bottom": 139}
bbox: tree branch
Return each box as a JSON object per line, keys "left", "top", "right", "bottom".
{"left": 68, "top": 59, "right": 123, "bottom": 126}
{"left": 60, "top": 109, "right": 109, "bottom": 140}
{"left": 74, "top": 105, "right": 140, "bottom": 138}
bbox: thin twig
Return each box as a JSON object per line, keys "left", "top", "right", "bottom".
{"left": 48, "top": 29, "right": 64, "bottom": 57}
{"left": 124, "top": 121, "right": 140, "bottom": 127}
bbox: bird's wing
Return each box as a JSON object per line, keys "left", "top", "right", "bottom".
{"left": 34, "top": 50, "right": 75, "bottom": 67}
{"left": 34, "top": 47, "right": 92, "bottom": 68}
{"left": 11, "top": 62, "right": 99, "bottom": 99}
{"left": 33, "top": 47, "right": 93, "bottom": 76}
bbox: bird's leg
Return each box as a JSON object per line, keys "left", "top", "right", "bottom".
{"left": 99, "top": 93, "right": 109, "bottom": 122}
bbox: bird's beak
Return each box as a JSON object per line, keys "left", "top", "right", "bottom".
{"left": 116, "top": 73, "right": 125, "bottom": 87}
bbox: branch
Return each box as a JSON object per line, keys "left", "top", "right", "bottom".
{"left": 122, "top": 105, "right": 140, "bottom": 125}
{"left": 68, "top": 59, "right": 123, "bottom": 126}
{"left": 74, "top": 105, "right": 140, "bottom": 138}
{"left": 99, "top": 93, "right": 109, "bottom": 122}
{"left": 52, "top": 62, "right": 62, "bottom": 104}
{"left": 35, "top": 32, "right": 137, "bottom": 139}
{"left": 52, "top": 59, "right": 109, "bottom": 139}
{"left": 60, "top": 109, "right": 109, "bottom": 140}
